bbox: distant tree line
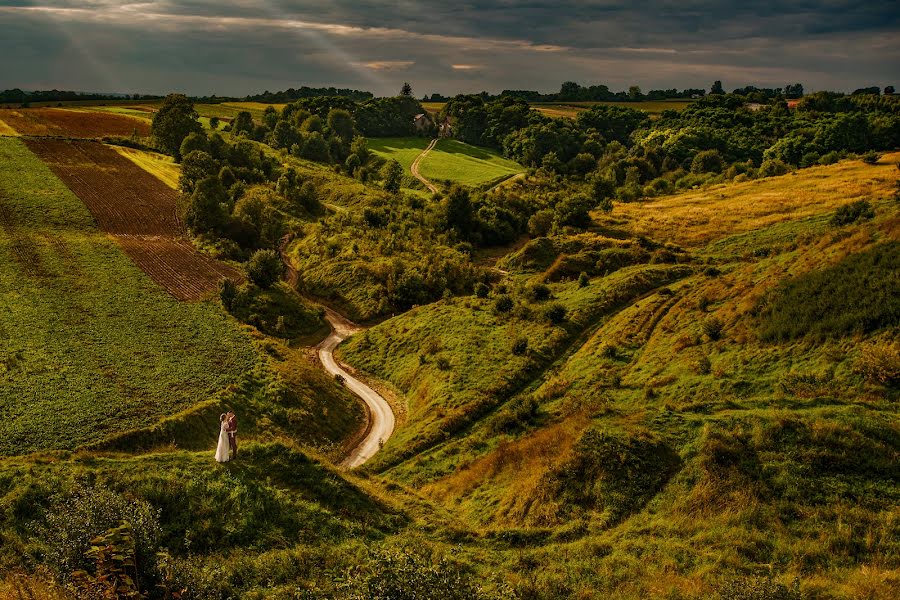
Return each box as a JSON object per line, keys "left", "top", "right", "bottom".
{"left": 0, "top": 88, "right": 162, "bottom": 105}
{"left": 240, "top": 86, "right": 373, "bottom": 103}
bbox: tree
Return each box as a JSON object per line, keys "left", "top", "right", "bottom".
{"left": 262, "top": 105, "right": 278, "bottom": 130}
{"left": 209, "top": 116, "right": 220, "bottom": 130}
{"left": 179, "top": 150, "right": 218, "bottom": 194}
{"left": 246, "top": 249, "right": 284, "bottom": 288}
{"left": 690, "top": 149, "right": 724, "bottom": 173}
{"left": 184, "top": 177, "right": 227, "bottom": 233}
{"left": 178, "top": 131, "right": 209, "bottom": 158}
{"left": 710, "top": 80, "right": 725, "bottom": 95}
{"left": 885, "top": 85, "right": 895, "bottom": 95}
{"left": 231, "top": 111, "right": 254, "bottom": 136}
{"left": 327, "top": 108, "right": 356, "bottom": 144}
{"left": 271, "top": 120, "right": 298, "bottom": 149}
{"left": 301, "top": 131, "right": 331, "bottom": 162}
{"left": 443, "top": 186, "right": 473, "bottom": 238}
{"left": 628, "top": 85, "right": 643, "bottom": 100}
{"left": 400, "top": 82, "right": 413, "bottom": 97}
{"left": 381, "top": 159, "right": 403, "bottom": 193}
{"left": 151, "top": 93, "right": 202, "bottom": 159}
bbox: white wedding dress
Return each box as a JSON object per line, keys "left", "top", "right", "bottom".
{"left": 214, "top": 421, "right": 231, "bottom": 463}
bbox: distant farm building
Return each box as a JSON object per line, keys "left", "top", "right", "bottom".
{"left": 413, "top": 113, "right": 433, "bottom": 132}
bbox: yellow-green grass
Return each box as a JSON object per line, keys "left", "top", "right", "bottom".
{"left": 530, "top": 100, "right": 693, "bottom": 119}
{"left": 77, "top": 106, "right": 154, "bottom": 121}
{"left": 368, "top": 137, "right": 524, "bottom": 188}
{"left": 0, "top": 118, "right": 17, "bottom": 136}
{"left": 419, "top": 139, "right": 524, "bottom": 187}
{"left": 194, "top": 101, "right": 285, "bottom": 120}
{"left": 608, "top": 152, "right": 900, "bottom": 248}
{"left": 0, "top": 137, "right": 257, "bottom": 455}
{"left": 111, "top": 145, "right": 181, "bottom": 189}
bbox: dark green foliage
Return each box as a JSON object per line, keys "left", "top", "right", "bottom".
{"left": 381, "top": 159, "right": 402, "bottom": 193}
{"left": 862, "top": 151, "right": 880, "bottom": 164}
{"left": 830, "top": 199, "right": 875, "bottom": 226}
{"left": 547, "top": 427, "right": 679, "bottom": 522}
{"left": 525, "top": 283, "right": 551, "bottom": 302}
{"left": 443, "top": 186, "right": 474, "bottom": 237}
{"left": 327, "top": 108, "right": 356, "bottom": 144}
{"left": 344, "top": 546, "right": 498, "bottom": 600}
{"left": 702, "top": 316, "right": 725, "bottom": 340}
{"left": 544, "top": 302, "right": 567, "bottom": 324}
{"left": 246, "top": 249, "right": 285, "bottom": 288}
{"left": 36, "top": 484, "right": 161, "bottom": 584}
{"left": 691, "top": 149, "right": 724, "bottom": 173}
{"left": 489, "top": 397, "right": 538, "bottom": 434}
{"left": 758, "top": 242, "right": 900, "bottom": 341}
{"left": 511, "top": 336, "right": 529, "bottom": 356}
{"left": 578, "top": 272, "right": 590, "bottom": 287}
{"left": 150, "top": 94, "right": 202, "bottom": 159}
{"left": 494, "top": 294, "right": 514, "bottom": 313}
{"left": 759, "top": 158, "right": 790, "bottom": 177}
{"left": 474, "top": 282, "right": 490, "bottom": 298}
{"left": 219, "top": 278, "right": 237, "bottom": 310}
{"left": 226, "top": 282, "right": 324, "bottom": 338}
{"left": 355, "top": 96, "right": 423, "bottom": 137}
{"left": 231, "top": 110, "right": 254, "bottom": 136}
{"left": 184, "top": 176, "right": 228, "bottom": 233}
{"left": 178, "top": 149, "right": 218, "bottom": 194}
{"left": 178, "top": 131, "right": 209, "bottom": 158}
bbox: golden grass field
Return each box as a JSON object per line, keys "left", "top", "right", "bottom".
{"left": 112, "top": 145, "right": 181, "bottom": 189}
{"left": 609, "top": 153, "right": 900, "bottom": 247}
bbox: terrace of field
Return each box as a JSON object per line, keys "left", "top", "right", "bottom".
{"left": 0, "top": 137, "right": 257, "bottom": 454}
{"left": 25, "top": 138, "right": 239, "bottom": 300}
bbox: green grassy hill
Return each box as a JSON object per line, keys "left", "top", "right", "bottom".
{"left": 368, "top": 137, "right": 524, "bottom": 189}
{"left": 336, "top": 154, "right": 900, "bottom": 598}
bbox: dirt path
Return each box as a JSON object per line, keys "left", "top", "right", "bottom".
{"left": 410, "top": 138, "right": 439, "bottom": 194}
{"left": 280, "top": 237, "right": 396, "bottom": 468}
{"left": 316, "top": 307, "right": 396, "bottom": 468}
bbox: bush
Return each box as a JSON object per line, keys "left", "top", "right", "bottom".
{"left": 544, "top": 303, "right": 567, "bottom": 324}
{"left": 474, "top": 282, "right": 489, "bottom": 298}
{"left": 511, "top": 336, "right": 529, "bottom": 356}
{"left": 759, "top": 158, "right": 790, "bottom": 178}
{"left": 493, "top": 294, "right": 514, "bottom": 314}
{"left": 219, "top": 278, "right": 237, "bottom": 310}
{"left": 35, "top": 484, "right": 162, "bottom": 585}
{"left": 525, "top": 283, "right": 552, "bottom": 302}
{"left": 862, "top": 150, "right": 880, "bottom": 165}
{"left": 578, "top": 272, "right": 590, "bottom": 287}
{"left": 691, "top": 149, "right": 724, "bottom": 174}
{"left": 830, "top": 199, "right": 874, "bottom": 226}
{"left": 246, "top": 249, "right": 285, "bottom": 289}
{"left": 854, "top": 340, "right": 900, "bottom": 385}
{"left": 702, "top": 316, "right": 724, "bottom": 340}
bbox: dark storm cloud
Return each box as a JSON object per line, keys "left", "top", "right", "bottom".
{"left": 0, "top": 1, "right": 897, "bottom": 96}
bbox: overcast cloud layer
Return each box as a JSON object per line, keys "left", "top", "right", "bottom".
{"left": 1, "top": 1, "right": 898, "bottom": 97}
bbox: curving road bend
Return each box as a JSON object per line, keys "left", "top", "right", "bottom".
{"left": 410, "top": 138, "right": 439, "bottom": 194}
{"left": 316, "top": 306, "right": 396, "bottom": 468}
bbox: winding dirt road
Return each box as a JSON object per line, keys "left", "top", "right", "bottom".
{"left": 280, "top": 237, "right": 396, "bottom": 468}
{"left": 410, "top": 138, "right": 439, "bottom": 194}
{"left": 316, "top": 307, "right": 396, "bottom": 468}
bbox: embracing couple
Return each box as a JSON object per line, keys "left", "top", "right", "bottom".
{"left": 214, "top": 410, "right": 238, "bottom": 463}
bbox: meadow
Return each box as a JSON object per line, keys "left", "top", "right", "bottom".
{"left": 367, "top": 136, "right": 524, "bottom": 188}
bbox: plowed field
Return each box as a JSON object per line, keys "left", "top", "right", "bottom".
{"left": 0, "top": 108, "right": 150, "bottom": 137}
{"left": 24, "top": 138, "right": 238, "bottom": 300}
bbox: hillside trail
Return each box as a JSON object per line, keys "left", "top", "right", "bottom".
{"left": 410, "top": 138, "right": 439, "bottom": 194}
{"left": 279, "top": 237, "right": 396, "bottom": 468}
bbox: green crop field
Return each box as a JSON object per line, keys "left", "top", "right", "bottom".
{"left": 0, "top": 137, "right": 258, "bottom": 454}
{"left": 368, "top": 137, "right": 524, "bottom": 188}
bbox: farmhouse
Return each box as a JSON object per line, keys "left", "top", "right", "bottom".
{"left": 413, "top": 113, "right": 432, "bottom": 132}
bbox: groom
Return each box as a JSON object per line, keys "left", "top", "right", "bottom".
{"left": 226, "top": 411, "right": 238, "bottom": 459}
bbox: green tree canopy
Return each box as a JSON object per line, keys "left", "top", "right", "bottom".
{"left": 151, "top": 93, "right": 202, "bottom": 160}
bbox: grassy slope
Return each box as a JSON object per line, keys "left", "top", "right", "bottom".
{"left": 338, "top": 155, "right": 900, "bottom": 598}
{"left": 368, "top": 137, "right": 524, "bottom": 188}
{"left": 419, "top": 139, "right": 523, "bottom": 187}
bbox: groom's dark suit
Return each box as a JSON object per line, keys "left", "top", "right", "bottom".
{"left": 227, "top": 413, "right": 238, "bottom": 458}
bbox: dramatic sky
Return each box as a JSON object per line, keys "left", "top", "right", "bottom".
{"left": 1, "top": 1, "right": 898, "bottom": 97}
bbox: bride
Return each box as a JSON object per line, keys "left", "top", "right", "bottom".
{"left": 214, "top": 413, "right": 231, "bottom": 463}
